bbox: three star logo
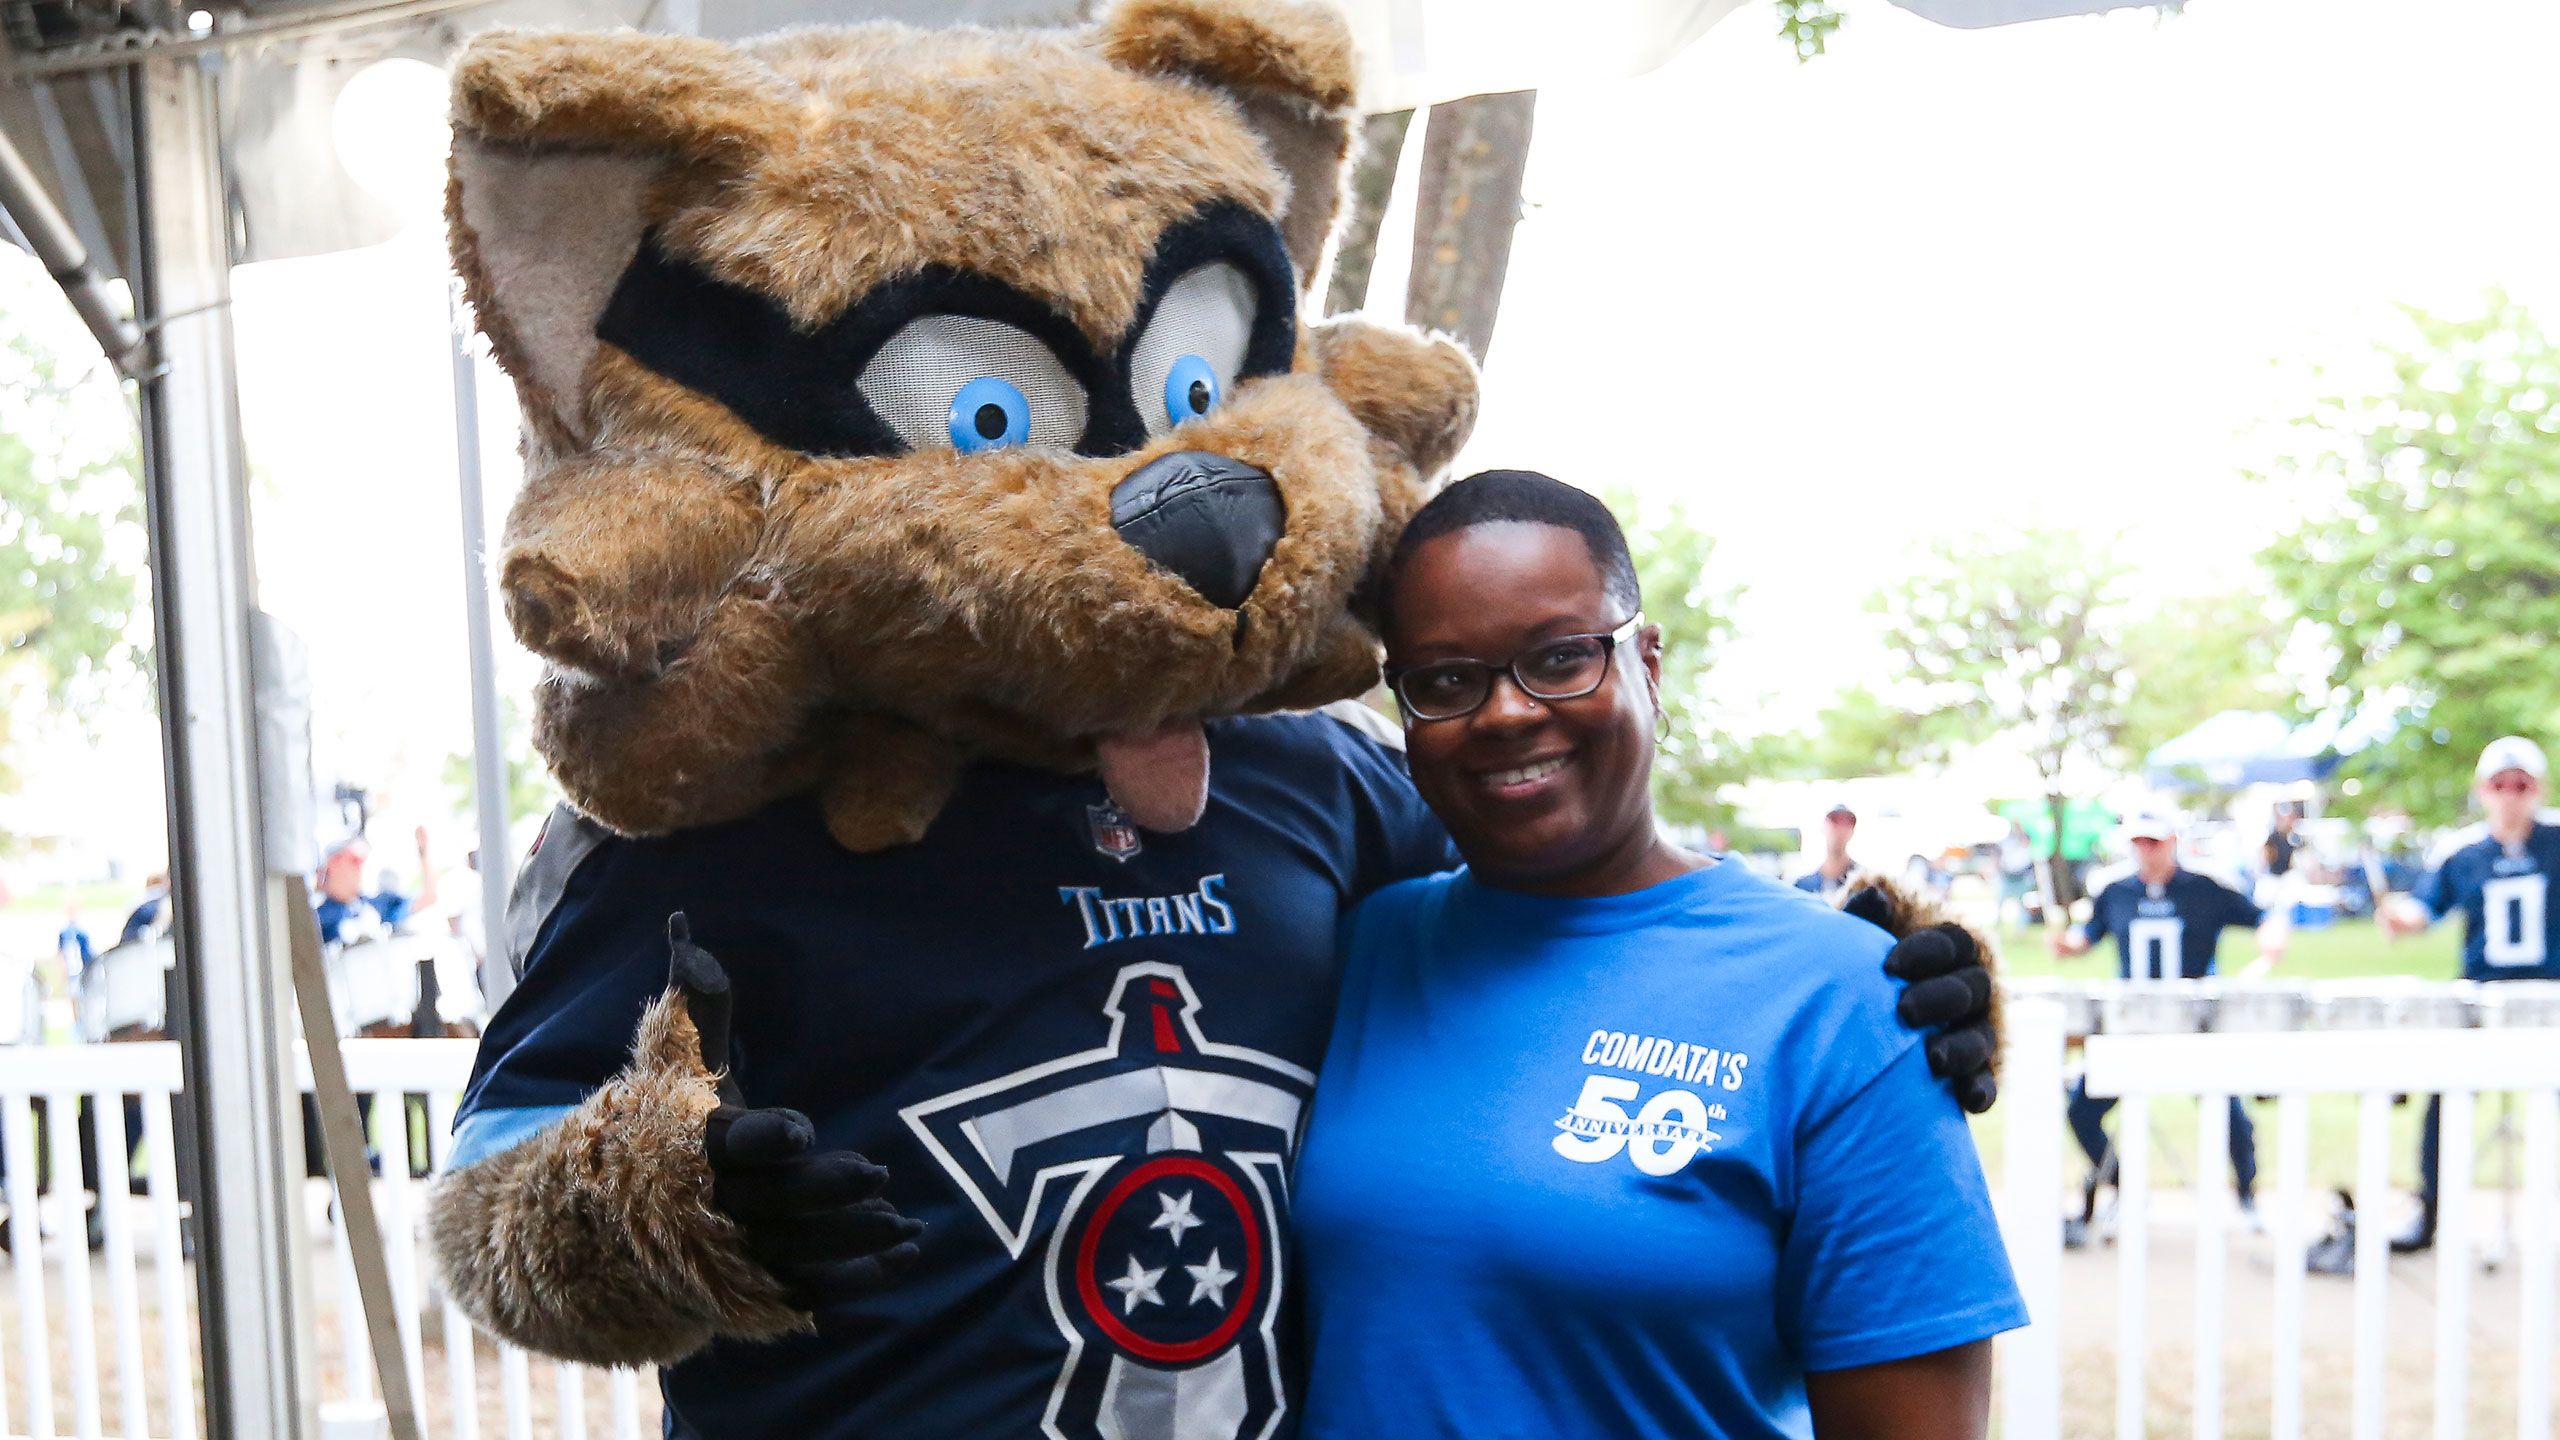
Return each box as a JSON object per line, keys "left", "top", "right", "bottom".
{"left": 901, "top": 963, "right": 1309, "bottom": 1440}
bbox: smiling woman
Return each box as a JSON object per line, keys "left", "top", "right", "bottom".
{"left": 1290, "top": 470, "right": 2026, "bottom": 1440}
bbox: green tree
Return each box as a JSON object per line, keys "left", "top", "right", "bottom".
{"left": 1783, "top": 682, "right": 1965, "bottom": 780}
{"left": 2114, "top": 590, "right": 2297, "bottom": 766}
{"left": 442, "top": 694, "right": 558, "bottom": 828}
{"left": 2257, "top": 292, "right": 2560, "bottom": 823}
{"left": 1873, "top": 529, "right": 2132, "bottom": 901}
{"left": 1600, "top": 487, "right": 1753, "bottom": 829}
{"left": 0, "top": 284, "right": 146, "bottom": 806}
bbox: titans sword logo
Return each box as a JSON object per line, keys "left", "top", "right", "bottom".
{"left": 901, "top": 963, "right": 1309, "bottom": 1440}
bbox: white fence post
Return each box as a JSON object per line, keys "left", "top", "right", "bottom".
{"left": 2085, "top": 1024, "right": 2560, "bottom": 1440}
{"left": 2116, "top": 1093, "right": 2152, "bottom": 1440}
{"left": 2521, "top": 1091, "right": 2556, "bottom": 1440}
{"left": 2435, "top": 1090, "right": 2473, "bottom": 1440}
{"left": 2194, "top": 1091, "right": 2229, "bottom": 1440}
{"left": 2271, "top": 1093, "right": 2309, "bottom": 1440}
{"left": 1999, "top": 997, "right": 2066, "bottom": 1440}
{"left": 2352, "top": 1090, "right": 2391, "bottom": 1440}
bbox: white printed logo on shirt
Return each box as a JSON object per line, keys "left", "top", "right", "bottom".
{"left": 1550, "top": 1029, "right": 1747, "bottom": 1176}
{"left": 2126, "top": 916, "right": 2184, "bottom": 981}
{"left": 2483, "top": 871, "right": 2548, "bottom": 968}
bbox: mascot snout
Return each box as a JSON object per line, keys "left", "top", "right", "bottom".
{"left": 1109, "top": 451, "right": 1284, "bottom": 611}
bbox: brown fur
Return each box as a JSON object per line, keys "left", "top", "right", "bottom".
{"left": 448, "top": 4, "right": 1481, "bottom": 852}
{"left": 1837, "top": 874, "right": 2006, "bottom": 1075}
{"left": 429, "top": 988, "right": 805, "bottom": 1366}
{"left": 1099, "top": 0, "right": 1363, "bottom": 276}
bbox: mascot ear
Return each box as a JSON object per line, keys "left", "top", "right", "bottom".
{"left": 1097, "top": 0, "right": 1361, "bottom": 290}
{"left": 446, "top": 29, "right": 783, "bottom": 452}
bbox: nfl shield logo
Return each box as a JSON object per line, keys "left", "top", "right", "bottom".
{"left": 1087, "top": 802, "right": 1142, "bottom": 862}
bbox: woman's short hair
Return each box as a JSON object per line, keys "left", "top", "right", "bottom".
{"left": 1387, "top": 469, "right": 1642, "bottom": 614}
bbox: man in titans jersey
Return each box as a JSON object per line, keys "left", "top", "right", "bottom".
{"left": 455, "top": 710, "right": 2000, "bottom": 1439}
{"left": 2053, "top": 812, "right": 2287, "bottom": 1240}
{"left": 2381, "top": 734, "right": 2560, "bottom": 1252}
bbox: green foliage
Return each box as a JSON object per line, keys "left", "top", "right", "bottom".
{"left": 1790, "top": 682, "right": 1966, "bottom": 779}
{"left": 0, "top": 283, "right": 146, "bottom": 801}
{"left": 1775, "top": 0, "right": 1846, "bottom": 60}
{"left": 2114, "top": 590, "right": 2297, "bottom": 766}
{"left": 442, "top": 693, "right": 559, "bottom": 827}
{"left": 1872, "top": 527, "right": 2133, "bottom": 790}
{"left": 2257, "top": 292, "right": 2560, "bottom": 823}
{"left": 1598, "top": 486, "right": 1753, "bottom": 827}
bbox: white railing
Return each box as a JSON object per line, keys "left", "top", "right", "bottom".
{"left": 0, "top": 1040, "right": 654, "bottom": 1440}
{"left": 0, "top": 998, "right": 2550, "bottom": 1440}
{"left": 1998, "top": 989, "right": 2560, "bottom": 1440}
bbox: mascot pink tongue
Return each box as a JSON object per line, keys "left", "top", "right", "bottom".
{"left": 1096, "top": 722, "right": 1212, "bottom": 831}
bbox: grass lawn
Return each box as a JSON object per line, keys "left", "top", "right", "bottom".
{"left": 2, "top": 880, "right": 141, "bottom": 924}
{"left": 1974, "top": 915, "right": 2506, "bottom": 1200}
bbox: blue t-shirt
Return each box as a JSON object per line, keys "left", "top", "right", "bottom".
{"left": 1293, "top": 862, "right": 2025, "bottom": 1440}
{"left": 455, "top": 711, "right": 1453, "bottom": 1440}
{"left": 2415, "top": 823, "right": 2560, "bottom": 980}
{"left": 2080, "top": 869, "right": 2262, "bottom": 980}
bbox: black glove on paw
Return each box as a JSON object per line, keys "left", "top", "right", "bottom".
{"left": 669, "top": 913, "right": 925, "bottom": 1310}
{"left": 1879, "top": 922, "right": 2000, "bottom": 1115}
{"left": 705, "top": 1105, "right": 925, "bottom": 1310}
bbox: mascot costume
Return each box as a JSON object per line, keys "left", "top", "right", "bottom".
{"left": 427, "top": 4, "right": 2002, "bottom": 1437}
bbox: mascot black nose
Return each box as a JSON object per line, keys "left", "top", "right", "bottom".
{"left": 1109, "top": 451, "right": 1284, "bottom": 610}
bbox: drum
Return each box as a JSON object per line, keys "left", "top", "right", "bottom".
{"left": 2206, "top": 982, "right": 2312, "bottom": 1033}
{"left": 2474, "top": 980, "right": 2560, "bottom": 1028}
{"left": 2100, "top": 980, "right": 2213, "bottom": 1035}
{"left": 77, "top": 937, "right": 177, "bottom": 1043}
{"left": 2309, "top": 981, "right": 2478, "bottom": 1031}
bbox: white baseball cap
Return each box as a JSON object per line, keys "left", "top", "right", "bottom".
{"left": 2476, "top": 735, "right": 2548, "bottom": 783}
{"left": 2121, "top": 811, "right": 2178, "bottom": 843}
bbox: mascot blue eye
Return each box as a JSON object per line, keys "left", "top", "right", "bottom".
{"left": 949, "top": 376, "right": 1032, "bottom": 452}
{"left": 1163, "top": 354, "right": 1221, "bottom": 427}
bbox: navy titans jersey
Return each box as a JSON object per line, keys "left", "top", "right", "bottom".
{"left": 2081, "top": 869, "right": 2263, "bottom": 980}
{"left": 456, "top": 710, "right": 1454, "bottom": 1440}
{"left": 2416, "top": 823, "right": 2560, "bottom": 981}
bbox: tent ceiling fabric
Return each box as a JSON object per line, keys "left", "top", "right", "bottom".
{"left": 2, "top": 0, "right": 2164, "bottom": 315}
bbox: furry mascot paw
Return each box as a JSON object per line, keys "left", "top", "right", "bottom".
{"left": 431, "top": 916, "right": 916, "bottom": 1364}
{"left": 1840, "top": 877, "right": 2003, "bottom": 1114}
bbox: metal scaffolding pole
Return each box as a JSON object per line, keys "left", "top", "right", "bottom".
{"left": 449, "top": 294, "right": 517, "bottom": 1011}
{"left": 130, "top": 54, "right": 316, "bottom": 1439}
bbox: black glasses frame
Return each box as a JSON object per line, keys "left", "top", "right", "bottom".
{"left": 1386, "top": 613, "right": 1646, "bottom": 723}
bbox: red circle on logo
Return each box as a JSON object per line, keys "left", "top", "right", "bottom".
{"left": 1072, "top": 1154, "right": 1265, "bottom": 1365}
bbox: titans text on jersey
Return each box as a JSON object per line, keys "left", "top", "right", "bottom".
{"left": 454, "top": 711, "right": 1453, "bottom": 1440}
{"left": 1061, "top": 876, "right": 1240, "bottom": 949}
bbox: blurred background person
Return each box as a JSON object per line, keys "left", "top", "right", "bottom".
{"left": 2053, "top": 811, "right": 2287, "bottom": 1242}
{"left": 1794, "top": 802, "right": 1864, "bottom": 903}
{"left": 2379, "top": 734, "right": 2559, "bottom": 1252}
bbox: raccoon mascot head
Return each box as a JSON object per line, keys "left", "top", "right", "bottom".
{"left": 447, "top": 0, "right": 1479, "bottom": 852}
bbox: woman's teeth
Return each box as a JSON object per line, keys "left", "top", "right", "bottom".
{"left": 1485, "top": 756, "right": 1568, "bottom": 790}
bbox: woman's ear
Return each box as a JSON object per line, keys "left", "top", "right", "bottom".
{"left": 1638, "top": 622, "right": 1666, "bottom": 692}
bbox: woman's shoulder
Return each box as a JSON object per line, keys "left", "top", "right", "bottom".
{"left": 1673, "top": 868, "right": 1914, "bottom": 1079}
{"left": 1349, "top": 868, "right": 1459, "bottom": 936}
{"left": 1686, "top": 863, "right": 1896, "bottom": 976}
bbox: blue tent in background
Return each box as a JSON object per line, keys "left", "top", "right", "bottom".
{"left": 2143, "top": 710, "right": 2365, "bottom": 790}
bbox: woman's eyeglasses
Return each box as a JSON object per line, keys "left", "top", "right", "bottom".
{"left": 1387, "top": 614, "right": 1644, "bottom": 723}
